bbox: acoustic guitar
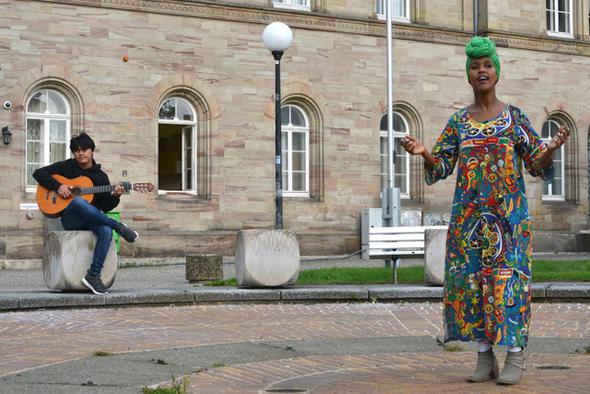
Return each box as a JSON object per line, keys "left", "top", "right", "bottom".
{"left": 37, "top": 174, "right": 154, "bottom": 218}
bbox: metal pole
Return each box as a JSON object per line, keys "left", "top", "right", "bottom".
{"left": 272, "top": 51, "right": 284, "bottom": 229}
{"left": 474, "top": 0, "right": 478, "bottom": 36}
{"left": 386, "top": 0, "right": 394, "bottom": 191}
{"left": 384, "top": 1, "right": 402, "bottom": 279}
{"left": 384, "top": 0, "right": 395, "bottom": 275}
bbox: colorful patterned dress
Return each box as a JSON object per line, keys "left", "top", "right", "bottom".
{"left": 426, "top": 105, "right": 554, "bottom": 347}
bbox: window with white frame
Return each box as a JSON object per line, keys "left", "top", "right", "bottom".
{"left": 380, "top": 112, "right": 410, "bottom": 195}
{"left": 281, "top": 105, "right": 309, "bottom": 196}
{"left": 377, "top": 0, "right": 410, "bottom": 22}
{"left": 541, "top": 119, "right": 565, "bottom": 199}
{"left": 26, "top": 89, "right": 71, "bottom": 188}
{"left": 158, "top": 97, "right": 197, "bottom": 193}
{"left": 273, "top": 0, "right": 311, "bottom": 12}
{"left": 546, "top": 0, "right": 573, "bottom": 37}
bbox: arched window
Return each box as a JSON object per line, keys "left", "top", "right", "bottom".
{"left": 380, "top": 112, "right": 410, "bottom": 196}
{"left": 541, "top": 119, "right": 565, "bottom": 199}
{"left": 26, "top": 89, "right": 71, "bottom": 187}
{"left": 281, "top": 104, "right": 310, "bottom": 196}
{"left": 158, "top": 97, "right": 197, "bottom": 193}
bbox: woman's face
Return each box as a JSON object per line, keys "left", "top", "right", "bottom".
{"left": 468, "top": 57, "right": 498, "bottom": 90}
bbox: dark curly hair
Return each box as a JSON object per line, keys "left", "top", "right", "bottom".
{"left": 69, "top": 132, "right": 96, "bottom": 153}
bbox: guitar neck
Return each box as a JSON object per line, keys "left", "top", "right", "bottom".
{"left": 78, "top": 184, "right": 123, "bottom": 196}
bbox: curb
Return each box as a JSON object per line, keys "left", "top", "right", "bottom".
{"left": 2, "top": 282, "right": 590, "bottom": 311}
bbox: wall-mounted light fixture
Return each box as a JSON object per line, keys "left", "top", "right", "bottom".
{"left": 2, "top": 126, "right": 12, "bottom": 145}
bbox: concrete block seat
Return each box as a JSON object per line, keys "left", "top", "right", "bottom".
{"left": 235, "top": 229, "right": 300, "bottom": 287}
{"left": 43, "top": 231, "right": 118, "bottom": 291}
{"left": 424, "top": 227, "right": 448, "bottom": 286}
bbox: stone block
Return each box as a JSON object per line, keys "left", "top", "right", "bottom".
{"left": 186, "top": 254, "right": 223, "bottom": 282}
{"left": 280, "top": 286, "right": 368, "bottom": 301}
{"left": 424, "top": 213, "right": 451, "bottom": 226}
{"left": 106, "top": 290, "right": 195, "bottom": 306}
{"left": 369, "top": 284, "right": 444, "bottom": 300}
{"left": 192, "top": 288, "right": 282, "bottom": 303}
{"left": 235, "top": 229, "right": 300, "bottom": 287}
{"left": 42, "top": 231, "right": 117, "bottom": 291}
{"left": 532, "top": 232, "right": 578, "bottom": 253}
{"left": 424, "top": 227, "right": 448, "bottom": 286}
{"left": 545, "top": 283, "right": 590, "bottom": 300}
{"left": 401, "top": 210, "right": 422, "bottom": 227}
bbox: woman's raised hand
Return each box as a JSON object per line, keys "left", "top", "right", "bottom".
{"left": 547, "top": 125, "right": 570, "bottom": 152}
{"left": 400, "top": 135, "right": 426, "bottom": 156}
{"left": 541, "top": 125, "right": 570, "bottom": 169}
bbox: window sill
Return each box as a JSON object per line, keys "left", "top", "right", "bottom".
{"left": 547, "top": 31, "right": 574, "bottom": 39}
{"left": 541, "top": 196, "right": 568, "bottom": 204}
{"left": 156, "top": 191, "right": 206, "bottom": 203}
{"left": 284, "top": 192, "right": 311, "bottom": 198}
{"left": 377, "top": 14, "right": 410, "bottom": 23}
{"left": 158, "top": 190, "right": 198, "bottom": 197}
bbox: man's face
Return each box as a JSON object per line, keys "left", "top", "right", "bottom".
{"left": 73, "top": 147, "right": 93, "bottom": 168}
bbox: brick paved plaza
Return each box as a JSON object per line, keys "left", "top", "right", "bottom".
{"left": 1, "top": 302, "right": 589, "bottom": 393}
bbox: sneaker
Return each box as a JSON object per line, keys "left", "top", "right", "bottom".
{"left": 82, "top": 273, "right": 108, "bottom": 295}
{"left": 116, "top": 222, "right": 138, "bottom": 243}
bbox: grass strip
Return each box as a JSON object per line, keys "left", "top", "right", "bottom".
{"left": 204, "top": 260, "right": 590, "bottom": 287}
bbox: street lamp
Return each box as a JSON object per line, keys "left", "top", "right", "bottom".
{"left": 262, "top": 22, "right": 293, "bottom": 230}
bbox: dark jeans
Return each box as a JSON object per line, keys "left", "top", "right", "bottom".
{"left": 61, "top": 197, "right": 118, "bottom": 277}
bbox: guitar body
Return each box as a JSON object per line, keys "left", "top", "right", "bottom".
{"left": 37, "top": 175, "right": 95, "bottom": 218}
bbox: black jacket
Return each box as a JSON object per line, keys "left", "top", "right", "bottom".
{"left": 33, "top": 158, "right": 120, "bottom": 213}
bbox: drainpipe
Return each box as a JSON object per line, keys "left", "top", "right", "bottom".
{"left": 474, "top": 0, "right": 478, "bottom": 36}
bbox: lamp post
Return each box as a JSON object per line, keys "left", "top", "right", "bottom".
{"left": 262, "top": 22, "right": 293, "bottom": 230}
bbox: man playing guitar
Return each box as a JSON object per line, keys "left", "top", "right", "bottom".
{"left": 33, "top": 132, "right": 138, "bottom": 295}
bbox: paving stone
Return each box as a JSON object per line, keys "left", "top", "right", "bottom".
{"left": 1, "top": 303, "right": 589, "bottom": 393}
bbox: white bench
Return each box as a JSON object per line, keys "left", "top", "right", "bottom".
{"left": 362, "top": 226, "right": 448, "bottom": 284}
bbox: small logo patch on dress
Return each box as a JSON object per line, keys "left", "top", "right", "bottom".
{"left": 498, "top": 268, "right": 513, "bottom": 277}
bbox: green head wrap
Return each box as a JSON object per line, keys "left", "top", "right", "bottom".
{"left": 465, "top": 36, "right": 500, "bottom": 78}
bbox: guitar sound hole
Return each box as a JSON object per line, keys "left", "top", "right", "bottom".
{"left": 71, "top": 187, "right": 82, "bottom": 196}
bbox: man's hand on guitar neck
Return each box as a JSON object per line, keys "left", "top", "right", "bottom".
{"left": 112, "top": 184, "right": 125, "bottom": 198}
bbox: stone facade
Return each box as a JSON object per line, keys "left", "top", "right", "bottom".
{"left": 0, "top": 0, "right": 588, "bottom": 260}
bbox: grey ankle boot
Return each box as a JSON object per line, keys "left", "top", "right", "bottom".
{"left": 467, "top": 349, "right": 500, "bottom": 382}
{"left": 497, "top": 350, "right": 526, "bottom": 385}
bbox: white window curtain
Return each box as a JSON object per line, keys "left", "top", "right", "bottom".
{"left": 273, "top": 0, "right": 311, "bottom": 11}
{"left": 546, "top": 0, "right": 573, "bottom": 37}
{"left": 380, "top": 112, "right": 410, "bottom": 196}
{"left": 26, "top": 89, "right": 71, "bottom": 188}
{"left": 377, "top": 0, "right": 409, "bottom": 21}
{"left": 541, "top": 120, "right": 565, "bottom": 199}
{"left": 281, "top": 105, "right": 310, "bottom": 196}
